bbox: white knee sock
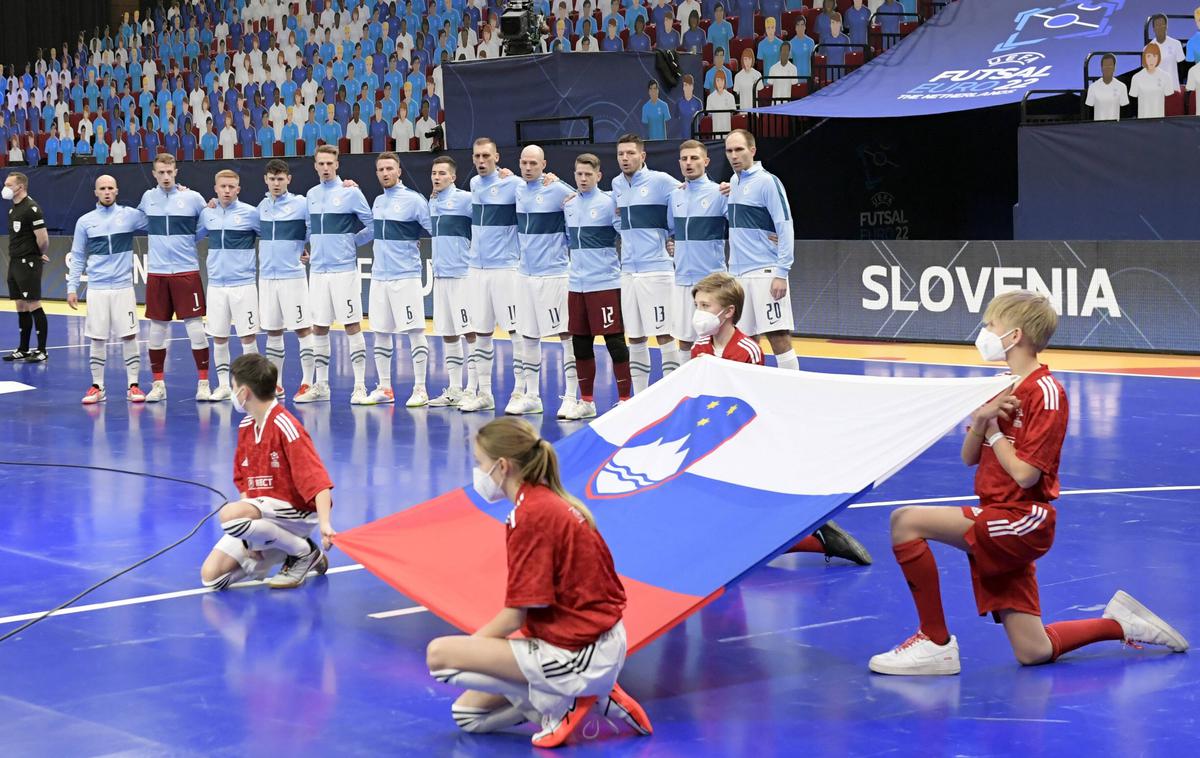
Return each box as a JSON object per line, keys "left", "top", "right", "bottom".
{"left": 629, "top": 342, "right": 651, "bottom": 393}
{"left": 475, "top": 336, "right": 494, "bottom": 394}
{"left": 451, "top": 703, "right": 532, "bottom": 734}
{"left": 466, "top": 340, "right": 479, "bottom": 392}
{"left": 660, "top": 343, "right": 679, "bottom": 376}
{"left": 241, "top": 338, "right": 258, "bottom": 355}
{"left": 348, "top": 330, "right": 367, "bottom": 386}
{"left": 775, "top": 349, "right": 799, "bottom": 371}
{"left": 521, "top": 337, "right": 542, "bottom": 398}
{"left": 313, "top": 332, "right": 331, "bottom": 384}
{"left": 266, "top": 334, "right": 286, "bottom": 379}
{"left": 214, "top": 341, "right": 231, "bottom": 388}
{"left": 510, "top": 336, "right": 525, "bottom": 396}
{"left": 222, "top": 517, "right": 309, "bottom": 556}
{"left": 445, "top": 340, "right": 464, "bottom": 390}
{"left": 409, "top": 332, "right": 429, "bottom": 390}
{"left": 561, "top": 337, "right": 578, "bottom": 399}
{"left": 90, "top": 339, "right": 106, "bottom": 387}
{"left": 148, "top": 320, "right": 168, "bottom": 350}
{"left": 122, "top": 338, "right": 140, "bottom": 387}
{"left": 679, "top": 344, "right": 692, "bottom": 365}
{"left": 184, "top": 317, "right": 207, "bottom": 349}
{"left": 374, "top": 333, "right": 394, "bottom": 387}
{"left": 298, "top": 333, "right": 315, "bottom": 386}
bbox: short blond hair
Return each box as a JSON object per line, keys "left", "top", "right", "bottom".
{"left": 692, "top": 272, "right": 745, "bottom": 323}
{"left": 153, "top": 152, "right": 176, "bottom": 167}
{"left": 983, "top": 290, "right": 1058, "bottom": 352}
{"left": 315, "top": 144, "right": 339, "bottom": 158}
{"left": 214, "top": 169, "right": 239, "bottom": 181}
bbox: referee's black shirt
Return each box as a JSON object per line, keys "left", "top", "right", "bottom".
{"left": 7, "top": 196, "right": 45, "bottom": 260}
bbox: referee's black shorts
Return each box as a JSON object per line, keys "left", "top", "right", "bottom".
{"left": 6, "top": 257, "right": 43, "bottom": 301}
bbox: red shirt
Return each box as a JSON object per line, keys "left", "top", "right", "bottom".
{"left": 690, "top": 328, "right": 765, "bottom": 364}
{"left": 505, "top": 484, "right": 627, "bottom": 650}
{"left": 234, "top": 403, "right": 334, "bottom": 511}
{"left": 974, "top": 365, "right": 1067, "bottom": 506}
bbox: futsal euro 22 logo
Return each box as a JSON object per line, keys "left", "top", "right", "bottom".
{"left": 587, "top": 395, "right": 756, "bottom": 499}
{"left": 995, "top": 1, "right": 1124, "bottom": 53}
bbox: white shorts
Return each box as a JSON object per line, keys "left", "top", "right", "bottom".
{"left": 212, "top": 496, "right": 318, "bottom": 579}
{"left": 467, "top": 267, "right": 519, "bottom": 334}
{"left": 310, "top": 270, "right": 363, "bottom": 327}
{"left": 509, "top": 621, "right": 627, "bottom": 722}
{"left": 368, "top": 278, "right": 425, "bottom": 333}
{"left": 516, "top": 274, "right": 569, "bottom": 337}
{"left": 671, "top": 283, "right": 701, "bottom": 343}
{"left": 259, "top": 277, "right": 312, "bottom": 332}
{"left": 432, "top": 276, "right": 473, "bottom": 336}
{"left": 736, "top": 272, "right": 795, "bottom": 336}
{"left": 620, "top": 272, "right": 673, "bottom": 339}
{"left": 84, "top": 287, "right": 139, "bottom": 340}
{"left": 205, "top": 283, "right": 260, "bottom": 338}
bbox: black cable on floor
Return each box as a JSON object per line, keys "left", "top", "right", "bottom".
{"left": 0, "top": 460, "right": 230, "bottom": 643}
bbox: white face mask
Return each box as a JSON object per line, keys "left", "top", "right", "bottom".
{"left": 1, "top": 187, "right": 13, "bottom": 201}
{"left": 975, "top": 327, "right": 1016, "bottom": 362}
{"left": 231, "top": 385, "right": 247, "bottom": 414}
{"left": 472, "top": 460, "right": 505, "bottom": 503}
{"left": 692, "top": 308, "right": 722, "bottom": 338}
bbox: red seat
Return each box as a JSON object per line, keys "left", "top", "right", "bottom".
{"left": 69, "top": 113, "right": 84, "bottom": 131}
{"left": 900, "top": 20, "right": 918, "bottom": 36}
{"left": 699, "top": 115, "right": 712, "bottom": 137}
{"left": 1189, "top": 90, "right": 1197, "bottom": 116}
{"left": 812, "top": 53, "right": 828, "bottom": 86}
{"left": 757, "top": 89, "right": 773, "bottom": 106}
{"left": 700, "top": 18, "right": 711, "bottom": 32}
{"left": 730, "top": 36, "right": 755, "bottom": 65}
{"left": 620, "top": 29, "right": 629, "bottom": 46}
{"left": 729, "top": 17, "right": 738, "bottom": 36}
{"left": 845, "top": 50, "right": 865, "bottom": 71}
{"left": 273, "top": 140, "right": 284, "bottom": 156}
{"left": 234, "top": 144, "right": 243, "bottom": 158}
{"left": 703, "top": 42, "right": 713, "bottom": 63}
{"left": 1165, "top": 88, "right": 1185, "bottom": 117}
{"left": 338, "top": 137, "right": 350, "bottom": 153}
{"left": 296, "top": 139, "right": 305, "bottom": 154}
{"left": 646, "top": 24, "right": 657, "bottom": 45}
{"left": 783, "top": 10, "right": 803, "bottom": 31}
{"left": 409, "top": 137, "right": 419, "bottom": 150}
{"left": 791, "top": 81, "right": 810, "bottom": 100}
{"left": 730, "top": 113, "right": 749, "bottom": 131}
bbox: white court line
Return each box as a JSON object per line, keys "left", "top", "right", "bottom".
{"left": 368, "top": 606, "right": 430, "bottom": 619}
{"left": 45, "top": 336, "right": 194, "bottom": 352}
{"left": 719, "top": 615, "right": 879, "bottom": 643}
{"left": 849, "top": 485, "right": 1200, "bottom": 510}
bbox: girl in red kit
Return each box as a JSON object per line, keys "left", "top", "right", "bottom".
{"left": 425, "top": 418, "right": 653, "bottom": 749}
{"left": 870, "top": 291, "right": 1188, "bottom": 675}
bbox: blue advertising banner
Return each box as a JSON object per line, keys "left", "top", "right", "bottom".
{"left": 754, "top": 0, "right": 1197, "bottom": 119}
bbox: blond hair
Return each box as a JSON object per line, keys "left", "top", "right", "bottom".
{"left": 984, "top": 290, "right": 1058, "bottom": 352}
{"left": 315, "top": 144, "right": 339, "bottom": 158}
{"left": 692, "top": 271, "right": 745, "bottom": 323}
{"left": 153, "top": 152, "right": 176, "bottom": 167}
{"left": 214, "top": 169, "right": 239, "bottom": 181}
{"left": 475, "top": 418, "right": 597, "bottom": 529}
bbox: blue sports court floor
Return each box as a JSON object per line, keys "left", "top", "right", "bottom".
{"left": 0, "top": 309, "right": 1197, "bottom": 756}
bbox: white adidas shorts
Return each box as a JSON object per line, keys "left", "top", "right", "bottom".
{"left": 620, "top": 272, "right": 673, "bottom": 339}
{"left": 671, "top": 283, "right": 701, "bottom": 343}
{"left": 205, "top": 283, "right": 260, "bottom": 338}
{"left": 516, "top": 274, "right": 569, "bottom": 337}
{"left": 369, "top": 277, "right": 425, "bottom": 333}
{"left": 736, "top": 271, "right": 794, "bottom": 336}
{"left": 259, "top": 277, "right": 312, "bottom": 332}
{"left": 432, "top": 276, "right": 473, "bottom": 336}
{"left": 310, "top": 270, "right": 362, "bottom": 327}
{"left": 468, "top": 267, "right": 518, "bottom": 334}
{"left": 509, "top": 620, "right": 627, "bottom": 722}
{"left": 84, "top": 287, "right": 139, "bottom": 340}
{"left": 213, "top": 496, "right": 318, "bottom": 579}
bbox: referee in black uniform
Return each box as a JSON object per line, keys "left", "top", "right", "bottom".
{"left": 3, "top": 172, "right": 50, "bottom": 362}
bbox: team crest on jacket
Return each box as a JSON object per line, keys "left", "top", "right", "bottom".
{"left": 587, "top": 395, "right": 757, "bottom": 499}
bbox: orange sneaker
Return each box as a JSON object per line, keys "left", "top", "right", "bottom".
{"left": 81, "top": 385, "right": 106, "bottom": 404}
{"left": 127, "top": 385, "right": 146, "bottom": 403}
{"left": 530, "top": 696, "right": 597, "bottom": 749}
{"left": 292, "top": 383, "right": 311, "bottom": 401}
{"left": 602, "top": 682, "right": 653, "bottom": 735}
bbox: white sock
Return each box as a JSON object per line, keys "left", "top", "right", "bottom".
{"left": 451, "top": 703, "right": 532, "bottom": 734}
{"left": 466, "top": 339, "right": 479, "bottom": 392}
{"left": 241, "top": 338, "right": 258, "bottom": 355}
{"left": 314, "top": 332, "right": 331, "bottom": 384}
{"left": 409, "top": 332, "right": 429, "bottom": 389}
{"left": 222, "top": 516, "right": 310, "bottom": 556}
{"left": 629, "top": 342, "right": 651, "bottom": 393}
{"left": 445, "top": 340, "right": 464, "bottom": 390}
{"left": 214, "top": 341, "right": 231, "bottom": 388}
{"left": 374, "top": 333, "right": 394, "bottom": 387}
{"left": 184, "top": 317, "right": 207, "bottom": 350}
{"left": 298, "top": 333, "right": 315, "bottom": 386}
{"left": 148, "top": 320, "right": 168, "bottom": 351}
{"left": 266, "top": 333, "right": 286, "bottom": 379}
{"left": 561, "top": 337, "right": 578, "bottom": 399}
{"left": 475, "top": 335, "right": 494, "bottom": 394}
{"left": 660, "top": 343, "right": 679, "bottom": 376}
{"left": 521, "top": 337, "right": 541, "bottom": 398}
{"left": 122, "top": 338, "right": 140, "bottom": 387}
{"left": 775, "top": 348, "right": 799, "bottom": 371}
{"left": 348, "top": 330, "right": 367, "bottom": 386}
{"left": 679, "top": 344, "right": 692, "bottom": 364}
{"left": 90, "top": 339, "right": 106, "bottom": 387}
{"left": 510, "top": 336, "right": 525, "bottom": 396}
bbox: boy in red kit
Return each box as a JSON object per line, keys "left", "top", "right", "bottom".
{"left": 200, "top": 354, "right": 336, "bottom": 591}
{"left": 870, "top": 290, "right": 1188, "bottom": 675}
{"left": 690, "top": 272, "right": 872, "bottom": 565}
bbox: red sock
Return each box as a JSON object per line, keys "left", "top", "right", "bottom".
{"left": 577, "top": 357, "right": 596, "bottom": 400}
{"left": 1044, "top": 619, "right": 1124, "bottom": 661}
{"left": 893, "top": 539, "right": 950, "bottom": 645}
{"left": 613, "top": 360, "right": 632, "bottom": 400}
{"left": 787, "top": 535, "right": 824, "bottom": 554}
{"left": 150, "top": 348, "right": 167, "bottom": 378}
{"left": 193, "top": 347, "right": 210, "bottom": 381}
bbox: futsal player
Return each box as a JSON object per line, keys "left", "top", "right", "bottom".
{"left": 297, "top": 145, "right": 375, "bottom": 405}
{"left": 366, "top": 151, "right": 432, "bottom": 407}
{"left": 562, "top": 153, "right": 632, "bottom": 420}
{"left": 869, "top": 290, "right": 1188, "bottom": 675}
{"left": 200, "top": 353, "right": 335, "bottom": 591}
{"left": 198, "top": 170, "right": 261, "bottom": 401}
{"left": 427, "top": 155, "right": 479, "bottom": 407}
{"left": 669, "top": 141, "right": 728, "bottom": 360}
{"left": 2, "top": 172, "right": 50, "bottom": 362}
{"left": 138, "top": 153, "right": 212, "bottom": 402}
{"left": 425, "top": 417, "right": 652, "bottom": 748}
{"left": 66, "top": 175, "right": 147, "bottom": 404}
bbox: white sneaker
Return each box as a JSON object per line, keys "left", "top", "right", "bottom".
{"left": 294, "top": 382, "right": 330, "bottom": 403}
{"left": 81, "top": 385, "right": 106, "bottom": 404}
{"left": 869, "top": 633, "right": 960, "bottom": 676}
{"left": 368, "top": 386, "right": 396, "bottom": 404}
{"left": 208, "top": 385, "right": 232, "bottom": 401}
{"left": 350, "top": 384, "right": 373, "bottom": 405}
{"left": 506, "top": 395, "right": 543, "bottom": 415}
{"left": 144, "top": 380, "right": 167, "bottom": 403}
{"left": 195, "top": 381, "right": 212, "bottom": 401}
{"left": 1103, "top": 590, "right": 1189, "bottom": 652}
{"left": 564, "top": 400, "right": 597, "bottom": 420}
{"left": 459, "top": 391, "right": 495, "bottom": 412}
{"left": 556, "top": 397, "right": 578, "bottom": 419}
{"left": 406, "top": 386, "right": 429, "bottom": 408}
{"left": 503, "top": 392, "right": 525, "bottom": 414}
{"left": 427, "top": 387, "right": 464, "bottom": 407}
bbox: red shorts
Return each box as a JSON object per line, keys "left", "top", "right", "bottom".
{"left": 568, "top": 289, "right": 623, "bottom": 336}
{"left": 961, "top": 502, "right": 1057, "bottom": 621}
{"left": 146, "top": 272, "right": 206, "bottom": 321}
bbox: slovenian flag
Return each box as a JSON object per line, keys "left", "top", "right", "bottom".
{"left": 336, "top": 358, "right": 1012, "bottom": 652}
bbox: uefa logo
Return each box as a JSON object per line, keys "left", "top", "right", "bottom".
{"left": 986, "top": 52, "right": 1047, "bottom": 67}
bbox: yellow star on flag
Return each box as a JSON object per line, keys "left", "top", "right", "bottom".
{"left": 706, "top": 401, "right": 720, "bottom": 410}
{"left": 697, "top": 417, "right": 711, "bottom": 427}
{"left": 726, "top": 404, "right": 739, "bottom": 416}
